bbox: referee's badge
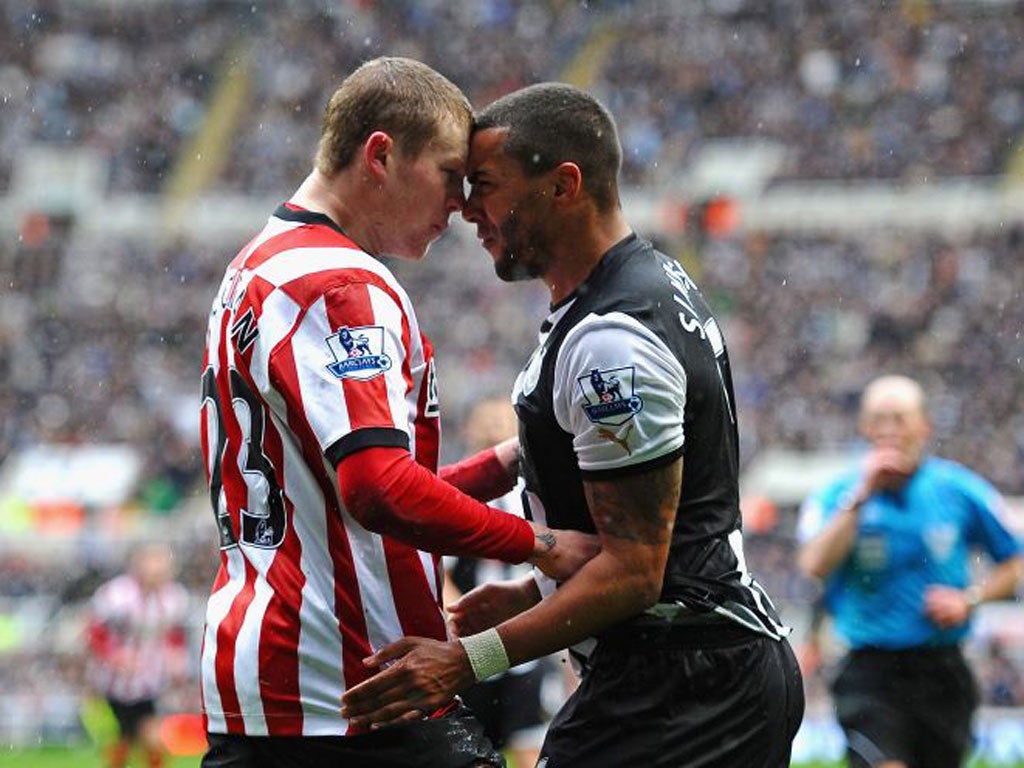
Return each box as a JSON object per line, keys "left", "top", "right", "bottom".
{"left": 576, "top": 366, "right": 643, "bottom": 426}
{"left": 325, "top": 325, "right": 392, "bottom": 381}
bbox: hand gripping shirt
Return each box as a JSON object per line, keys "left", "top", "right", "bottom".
{"left": 514, "top": 234, "right": 789, "bottom": 664}
{"left": 799, "top": 455, "right": 1021, "bottom": 650}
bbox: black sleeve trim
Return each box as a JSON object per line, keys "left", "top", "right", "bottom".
{"left": 325, "top": 428, "right": 410, "bottom": 467}
{"left": 579, "top": 444, "right": 684, "bottom": 481}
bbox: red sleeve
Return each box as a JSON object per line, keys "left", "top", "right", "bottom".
{"left": 439, "top": 447, "right": 516, "bottom": 502}
{"left": 337, "top": 446, "right": 534, "bottom": 562}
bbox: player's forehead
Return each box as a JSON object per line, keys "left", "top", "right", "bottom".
{"left": 467, "top": 127, "right": 515, "bottom": 177}
{"left": 422, "top": 117, "right": 469, "bottom": 161}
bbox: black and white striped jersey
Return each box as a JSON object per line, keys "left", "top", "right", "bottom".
{"left": 514, "top": 234, "right": 789, "bottom": 651}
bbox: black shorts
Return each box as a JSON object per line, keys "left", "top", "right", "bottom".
{"left": 831, "top": 645, "right": 978, "bottom": 768}
{"left": 201, "top": 704, "right": 503, "bottom": 768}
{"left": 461, "top": 663, "right": 546, "bottom": 749}
{"left": 107, "top": 697, "right": 157, "bottom": 740}
{"left": 539, "top": 622, "right": 804, "bottom": 768}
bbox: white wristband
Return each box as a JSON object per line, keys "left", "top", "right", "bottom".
{"left": 459, "top": 628, "right": 510, "bottom": 682}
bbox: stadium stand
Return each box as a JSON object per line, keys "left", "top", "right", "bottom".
{"left": 0, "top": 0, "right": 1022, "bottom": 760}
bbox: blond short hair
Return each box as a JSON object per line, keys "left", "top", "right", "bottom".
{"left": 315, "top": 57, "right": 471, "bottom": 175}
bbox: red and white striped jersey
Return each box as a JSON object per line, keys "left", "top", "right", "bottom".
{"left": 87, "top": 574, "right": 189, "bottom": 703}
{"left": 199, "top": 204, "right": 445, "bottom": 736}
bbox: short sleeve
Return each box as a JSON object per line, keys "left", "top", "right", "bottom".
{"left": 552, "top": 311, "right": 686, "bottom": 474}
{"left": 796, "top": 494, "right": 829, "bottom": 545}
{"left": 271, "top": 280, "right": 412, "bottom": 465}
{"left": 797, "top": 480, "right": 853, "bottom": 544}
{"left": 962, "top": 471, "right": 1022, "bottom": 563}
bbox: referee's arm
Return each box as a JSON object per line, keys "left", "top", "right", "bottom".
{"left": 798, "top": 446, "right": 913, "bottom": 580}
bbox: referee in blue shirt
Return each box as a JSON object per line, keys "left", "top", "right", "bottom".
{"left": 798, "top": 374, "right": 1023, "bottom": 768}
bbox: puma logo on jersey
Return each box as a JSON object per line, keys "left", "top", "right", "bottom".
{"left": 598, "top": 423, "right": 634, "bottom": 455}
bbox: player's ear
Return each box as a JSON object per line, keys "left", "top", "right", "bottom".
{"left": 363, "top": 131, "right": 393, "bottom": 181}
{"left": 551, "top": 162, "right": 582, "bottom": 204}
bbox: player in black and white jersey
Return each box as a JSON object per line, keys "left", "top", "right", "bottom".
{"left": 342, "top": 83, "right": 804, "bottom": 767}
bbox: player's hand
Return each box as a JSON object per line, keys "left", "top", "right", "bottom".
{"left": 447, "top": 576, "right": 540, "bottom": 638}
{"left": 493, "top": 436, "right": 520, "bottom": 477}
{"left": 341, "top": 637, "right": 473, "bottom": 729}
{"left": 860, "top": 446, "right": 916, "bottom": 495}
{"left": 528, "top": 524, "right": 601, "bottom": 581}
{"left": 923, "top": 585, "right": 973, "bottom": 628}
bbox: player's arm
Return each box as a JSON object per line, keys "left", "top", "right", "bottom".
{"left": 337, "top": 445, "right": 596, "bottom": 578}
{"left": 341, "top": 456, "right": 679, "bottom": 727}
{"left": 287, "top": 279, "right": 594, "bottom": 576}
{"left": 438, "top": 437, "right": 519, "bottom": 502}
{"left": 496, "top": 455, "right": 679, "bottom": 663}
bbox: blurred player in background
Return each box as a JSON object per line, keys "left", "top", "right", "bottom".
{"left": 198, "top": 57, "right": 595, "bottom": 768}
{"left": 443, "top": 397, "right": 549, "bottom": 768}
{"left": 343, "top": 82, "right": 804, "bottom": 767}
{"left": 86, "top": 543, "right": 189, "bottom": 768}
{"left": 797, "top": 374, "right": 1023, "bottom": 768}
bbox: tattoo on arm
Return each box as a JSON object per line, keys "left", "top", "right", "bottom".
{"left": 584, "top": 459, "right": 681, "bottom": 545}
{"left": 534, "top": 530, "right": 556, "bottom": 552}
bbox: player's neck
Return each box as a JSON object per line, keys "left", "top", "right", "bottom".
{"left": 546, "top": 208, "right": 632, "bottom": 304}
{"left": 291, "top": 170, "right": 380, "bottom": 254}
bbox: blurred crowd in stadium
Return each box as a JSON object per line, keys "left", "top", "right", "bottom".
{"left": 1, "top": 0, "right": 1023, "bottom": 753}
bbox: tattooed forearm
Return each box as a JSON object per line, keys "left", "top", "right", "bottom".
{"left": 584, "top": 458, "right": 681, "bottom": 544}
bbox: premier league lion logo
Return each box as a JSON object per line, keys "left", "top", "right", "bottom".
{"left": 325, "top": 325, "right": 392, "bottom": 381}
{"left": 577, "top": 367, "right": 643, "bottom": 426}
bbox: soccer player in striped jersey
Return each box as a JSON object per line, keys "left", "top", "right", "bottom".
{"left": 198, "top": 58, "right": 596, "bottom": 768}
{"left": 86, "top": 544, "right": 189, "bottom": 768}
{"left": 342, "top": 83, "right": 805, "bottom": 767}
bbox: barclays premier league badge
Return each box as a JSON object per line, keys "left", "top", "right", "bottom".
{"left": 577, "top": 366, "right": 643, "bottom": 425}
{"left": 325, "top": 325, "right": 392, "bottom": 381}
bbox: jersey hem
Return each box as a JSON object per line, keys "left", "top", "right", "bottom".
{"left": 579, "top": 443, "right": 684, "bottom": 479}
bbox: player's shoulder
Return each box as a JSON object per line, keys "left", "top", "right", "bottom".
{"left": 563, "top": 309, "right": 657, "bottom": 344}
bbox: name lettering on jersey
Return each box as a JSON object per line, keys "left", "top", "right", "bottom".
{"left": 230, "top": 308, "right": 259, "bottom": 353}
{"left": 424, "top": 358, "right": 440, "bottom": 418}
{"left": 576, "top": 366, "right": 643, "bottom": 426}
{"left": 662, "top": 258, "right": 734, "bottom": 423}
{"left": 325, "top": 325, "right": 393, "bottom": 381}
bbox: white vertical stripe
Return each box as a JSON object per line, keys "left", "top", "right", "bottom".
{"left": 201, "top": 547, "right": 247, "bottom": 733}
{"left": 232, "top": 547, "right": 276, "bottom": 735}
{"left": 274, "top": 410, "right": 346, "bottom": 732}
{"left": 293, "top": 296, "right": 355, "bottom": 450}
{"left": 419, "top": 551, "right": 438, "bottom": 603}
{"left": 250, "top": 288, "right": 302, "bottom": 395}
{"left": 367, "top": 283, "right": 415, "bottom": 448}
{"left": 341, "top": 507, "right": 404, "bottom": 653}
